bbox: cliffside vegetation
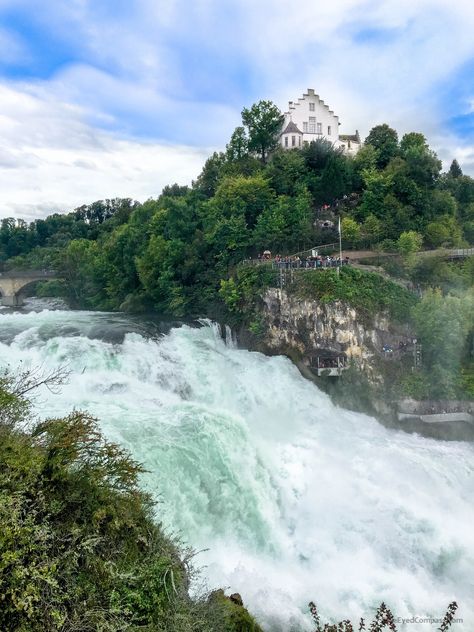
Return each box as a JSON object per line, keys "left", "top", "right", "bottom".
{"left": 1, "top": 100, "right": 473, "bottom": 399}
{"left": 0, "top": 370, "right": 263, "bottom": 632}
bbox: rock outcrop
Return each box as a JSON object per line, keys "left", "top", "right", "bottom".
{"left": 260, "top": 287, "right": 411, "bottom": 382}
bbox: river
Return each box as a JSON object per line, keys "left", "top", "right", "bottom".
{"left": 0, "top": 300, "right": 473, "bottom": 631}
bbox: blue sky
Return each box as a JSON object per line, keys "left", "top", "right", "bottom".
{"left": 1, "top": 0, "right": 474, "bottom": 219}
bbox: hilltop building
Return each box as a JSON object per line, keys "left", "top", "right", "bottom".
{"left": 280, "top": 88, "right": 361, "bottom": 155}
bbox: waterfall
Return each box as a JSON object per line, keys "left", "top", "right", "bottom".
{"left": 0, "top": 306, "right": 472, "bottom": 631}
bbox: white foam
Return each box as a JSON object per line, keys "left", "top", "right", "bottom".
{"left": 0, "top": 310, "right": 472, "bottom": 631}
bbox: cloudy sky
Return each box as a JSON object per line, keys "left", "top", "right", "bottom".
{"left": 1, "top": 0, "right": 474, "bottom": 220}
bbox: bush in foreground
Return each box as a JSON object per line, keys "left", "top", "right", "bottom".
{"left": 0, "top": 371, "right": 262, "bottom": 632}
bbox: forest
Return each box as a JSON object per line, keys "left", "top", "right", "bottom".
{"left": 1, "top": 101, "right": 473, "bottom": 399}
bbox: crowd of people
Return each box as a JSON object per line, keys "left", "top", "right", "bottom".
{"left": 382, "top": 339, "right": 416, "bottom": 356}
{"left": 254, "top": 252, "right": 351, "bottom": 269}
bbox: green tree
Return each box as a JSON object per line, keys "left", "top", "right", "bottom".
{"left": 365, "top": 124, "right": 399, "bottom": 169}
{"left": 448, "top": 159, "right": 463, "bottom": 178}
{"left": 397, "top": 230, "right": 423, "bottom": 262}
{"left": 266, "top": 148, "right": 308, "bottom": 196}
{"left": 59, "top": 239, "right": 106, "bottom": 308}
{"left": 226, "top": 126, "right": 248, "bottom": 161}
{"left": 194, "top": 151, "right": 227, "bottom": 198}
{"left": 353, "top": 144, "right": 378, "bottom": 189}
{"left": 101, "top": 223, "right": 146, "bottom": 306}
{"left": 209, "top": 174, "right": 275, "bottom": 229}
{"left": 362, "top": 214, "right": 383, "bottom": 246}
{"left": 302, "top": 138, "right": 336, "bottom": 172}
{"left": 136, "top": 234, "right": 188, "bottom": 315}
{"left": 428, "top": 189, "right": 458, "bottom": 219}
{"left": 400, "top": 132, "right": 429, "bottom": 155}
{"left": 315, "top": 154, "right": 352, "bottom": 204}
{"left": 403, "top": 144, "right": 442, "bottom": 188}
{"left": 356, "top": 169, "right": 392, "bottom": 220}
{"left": 412, "top": 289, "right": 474, "bottom": 396}
{"left": 241, "top": 100, "right": 284, "bottom": 164}
{"left": 341, "top": 217, "right": 361, "bottom": 247}
{"left": 464, "top": 220, "right": 474, "bottom": 243}
{"left": 424, "top": 215, "right": 463, "bottom": 248}
{"left": 253, "top": 200, "right": 287, "bottom": 252}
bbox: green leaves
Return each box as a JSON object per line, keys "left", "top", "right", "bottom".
{"left": 412, "top": 288, "right": 474, "bottom": 397}
{"left": 365, "top": 124, "right": 399, "bottom": 168}
{"left": 397, "top": 230, "right": 423, "bottom": 260}
{"left": 241, "top": 100, "right": 284, "bottom": 164}
{"left": 293, "top": 266, "right": 417, "bottom": 322}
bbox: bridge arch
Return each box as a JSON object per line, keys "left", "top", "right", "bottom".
{"left": 0, "top": 270, "right": 59, "bottom": 306}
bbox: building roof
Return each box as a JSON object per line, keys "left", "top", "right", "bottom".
{"left": 286, "top": 89, "right": 339, "bottom": 120}
{"left": 339, "top": 130, "right": 361, "bottom": 143}
{"left": 281, "top": 120, "right": 303, "bottom": 135}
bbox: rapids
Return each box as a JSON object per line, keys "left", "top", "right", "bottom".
{"left": 0, "top": 304, "right": 473, "bottom": 631}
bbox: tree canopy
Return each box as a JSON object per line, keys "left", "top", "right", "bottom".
{"left": 241, "top": 100, "right": 284, "bottom": 164}
{"left": 365, "top": 124, "right": 399, "bottom": 169}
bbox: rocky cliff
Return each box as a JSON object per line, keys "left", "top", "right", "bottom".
{"left": 260, "top": 287, "right": 411, "bottom": 383}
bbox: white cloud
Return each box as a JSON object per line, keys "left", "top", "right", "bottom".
{"left": 0, "top": 85, "right": 208, "bottom": 221}
{"left": 1, "top": 0, "right": 474, "bottom": 220}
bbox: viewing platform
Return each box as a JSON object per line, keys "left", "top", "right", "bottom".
{"left": 397, "top": 412, "right": 474, "bottom": 424}
{"left": 310, "top": 355, "right": 348, "bottom": 377}
{"left": 396, "top": 399, "right": 474, "bottom": 425}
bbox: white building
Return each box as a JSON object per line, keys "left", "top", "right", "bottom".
{"left": 280, "top": 88, "right": 361, "bottom": 155}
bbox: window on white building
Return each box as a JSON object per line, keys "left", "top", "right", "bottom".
{"left": 292, "top": 135, "right": 296, "bottom": 147}
{"left": 303, "top": 122, "right": 308, "bottom": 133}
{"left": 284, "top": 136, "right": 288, "bottom": 147}
{"left": 309, "top": 117, "right": 316, "bottom": 133}
{"left": 317, "top": 122, "right": 322, "bottom": 134}
{"left": 309, "top": 102, "right": 315, "bottom": 111}
{"left": 328, "top": 126, "right": 331, "bottom": 135}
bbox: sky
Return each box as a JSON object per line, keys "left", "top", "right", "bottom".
{"left": 1, "top": 0, "right": 474, "bottom": 221}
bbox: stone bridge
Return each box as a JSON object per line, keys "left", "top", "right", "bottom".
{"left": 0, "top": 269, "right": 59, "bottom": 306}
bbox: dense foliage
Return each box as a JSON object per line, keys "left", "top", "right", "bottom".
{"left": 0, "top": 371, "right": 263, "bottom": 632}
{"left": 1, "top": 101, "right": 473, "bottom": 398}
{"left": 290, "top": 266, "right": 417, "bottom": 322}
{"left": 2, "top": 112, "right": 473, "bottom": 314}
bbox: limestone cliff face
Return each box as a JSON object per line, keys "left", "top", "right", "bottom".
{"left": 261, "top": 288, "right": 408, "bottom": 380}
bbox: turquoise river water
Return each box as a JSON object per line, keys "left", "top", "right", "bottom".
{"left": 0, "top": 303, "right": 472, "bottom": 631}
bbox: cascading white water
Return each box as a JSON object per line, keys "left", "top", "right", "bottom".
{"left": 1, "top": 306, "right": 473, "bottom": 631}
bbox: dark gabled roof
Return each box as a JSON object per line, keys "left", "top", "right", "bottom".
{"left": 281, "top": 120, "right": 303, "bottom": 135}
{"left": 339, "top": 130, "right": 361, "bottom": 143}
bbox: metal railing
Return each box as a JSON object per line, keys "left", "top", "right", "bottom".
{"left": 310, "top": 356, "right": 348, "bottom": 377}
